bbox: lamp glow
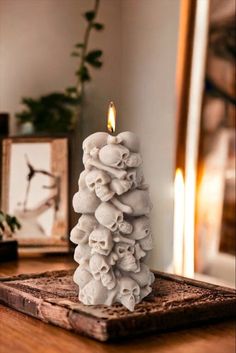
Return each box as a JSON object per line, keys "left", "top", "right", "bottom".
{"left": 173, "top": 168, "right": 185, "bottom": 275}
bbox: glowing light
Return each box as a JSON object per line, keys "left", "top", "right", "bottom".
{"left": 183, "top": 0, "right": 210, "bottom": 278}
{"left": 107, "top": 102, "right": 116, "bottom": 133}
{"left": 173, "top": 168, "right": 185, "bottom": 275}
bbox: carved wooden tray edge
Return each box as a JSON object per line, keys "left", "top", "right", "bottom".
{"left": 0, "top": 269, "right": 235, "bottom": 342}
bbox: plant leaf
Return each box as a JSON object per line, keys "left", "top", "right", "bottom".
{"left": 93, "top": 23, "right": 104, "bottom": 31}
{"left": 85, "top": 50, "right": 102, "bottom": 62}
{"left": 84, "top": 11, "right": 95, "bottom": 22}
{"left": 87, "top": 60, "right": 103, "bottom": 68}
{"left": 76, "top": 66, "right": 91, "bottom": 82}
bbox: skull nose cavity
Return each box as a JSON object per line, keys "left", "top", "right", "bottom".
{"left": 117, "top": 215, "right": 123, "bottom": 223}
{"left": 117, "top": 161, "right": 124, "bottom": 168}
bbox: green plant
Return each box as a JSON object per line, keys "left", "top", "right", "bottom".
{"left": 16, "top": 0, "right": 104, "bottom": 133}
{"left": 0, "top": 211, "right": 21, "bottom": 240}
{"left": 68, "top": 0, "right": 104, "bottom": 98}
{"left": 16, "top": 93, "right": 80, "bottom": 133}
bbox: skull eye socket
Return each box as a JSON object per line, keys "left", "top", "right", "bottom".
{"left": 90, "top": 239, "right": 97, "bottom": 244}
{"left": 101, "top": 266, "right": 108, "bottom": 272}
{"left": 127, "top": 172, "right": 135, "bottom": 181}
{"left": 110, "top": 223, "right": 117, "bottom": 231}
{"left": 127, "top": 246, "right": 132, "bottom": 252}
{"left": 122, "top": 288, "right": 129, "bottom": 294}
{"left": 89, "top": 182, "right": 95, "bottom": 189}
{"left": 122, "top": 152, "right": 129, "bottom": 160}
{"left": 133, "top": 286, "right": 140, "bottom": 295}
{"left": 145, "top": 228, "right": 150, "bottom": 235}
{"left": 100, "top": 241, "right": 106, "bottom": 247}
{"left": 96, "top": 178, "right": 102, "bottom": 184}
{"left": 118, "top": 248, "right": 125, "bottom": 254}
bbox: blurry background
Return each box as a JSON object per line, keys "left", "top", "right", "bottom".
{"left": 0, "top": 0, "right": 235, "bottom": 286}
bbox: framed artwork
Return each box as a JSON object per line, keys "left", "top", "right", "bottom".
{"left": 195, "top": 0, "right": 235, "bottom": 283}
{"left": 1, "top": 136, "right": 69, "bottom": 254}
{"left": 175, "top": 0, "right": 235, "bottom": 286}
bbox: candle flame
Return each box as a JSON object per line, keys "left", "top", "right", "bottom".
{"left": 183, "top": 166, "right": 195, "bottom": 278}
{"left": 107, "top": 102, "right": 116, "bottom": 133}
{"left": 173, "top": 168, "right": 185, "bottom": 275}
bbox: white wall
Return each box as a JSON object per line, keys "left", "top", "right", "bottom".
{"left": 0, "top": 0, "right": 121, "bottom": 134}
{"left": 0, "top": 0, "right": 180, "bottom": 270}
{"left": 119, "top": 0, "right": 180, "bottom": 270}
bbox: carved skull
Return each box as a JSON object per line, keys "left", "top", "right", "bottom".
{"left": 73, "top": 266, "right": 92, "bottom": 289}
{"left": 89, "top": 253, "right": 109, "bottom": 280}
{"left": 82, "top": 132, "right": 108, "bottom": 154}
{"left": 74, "top": 243, "right": 91, "bottom": 265}
{"left": 117, "top": 277, "right": 140, "bottom": 311}
{"left": 140, "top": 285, "right": 153, "bottom": 300}
{"left": 134, "top": 243, "right": 146, "bottom": 260}
{"left": 95, "top": 202, "right": 123, "bottom": 232}
{"left": 85, "top": 169, "right": 110, "bottom": 190}
{"left": 130, "top": 263, "right": 154, "bottom": 287}
{"left": 89, "top": 253, "right": 116, "bottom": 290}
{"left": 79, "top": 278, "right": 108, "bottom": 305}
{"left": 85, "top": 169, "right": 114, "bottom": 201}
{"left": 78, "top": 170, "right": 87, "bottom": 190}
{"left": 110, "top": 178, "right": 132, "bottom": 195}
{"left": 82, "top": 132, "right": 109, "bottom": 165}
{"left": 117, "top": 131, "right": 140, "bottom": 152}
{"left": 99, "top": 144, "right": 130, "bottom": 169}
{"left": 139, "top": 233, "right": 153, "bottom": 251}
{"left": 129, "top": 216, "right": 151, "bottom": 240}
{"left": 125, "top": 153, "right": 142, "bottom": 168}
{"left": 126, "top": 168, "right": 145, "bottom": 189}
{"left": 118, "top": 190, "right": 152, "bottom": 216}
{"left": 118, "top": 220, "right": 133, "bottom": 234}
{"left": 114, "top": 242, "right": 138, "bottom": 272}
{"left": 89, "top": 226, "right": 113, "bottom": 256}
{"left": 72, "top": 189, "right": 100, "bottom": 214}
{"left": 70, "top": 215, "right": 98, "bottom": 244}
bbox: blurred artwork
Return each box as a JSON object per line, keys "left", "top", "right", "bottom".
{"left": 195, "top": 0, "right": 235, "bottom": 281}
{"left": 1, "top": 137, "right": 69, "bottom": 253}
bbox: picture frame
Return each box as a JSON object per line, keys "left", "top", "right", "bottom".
{"left": 194, "top": 1, "right": 235, "bottom": 284}
{"left": 1, "top": 136, "right": 70, "bottom": 255}
{"left": 175, "top": 0, "right": 235, "bottom": 286}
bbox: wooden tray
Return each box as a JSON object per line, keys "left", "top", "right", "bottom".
{"left": 0, "top": 269, "right": 235, "bottom": 341}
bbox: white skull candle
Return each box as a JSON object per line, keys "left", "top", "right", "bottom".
{"left": 71, "top": 103, "right": 154, "bottom": 311}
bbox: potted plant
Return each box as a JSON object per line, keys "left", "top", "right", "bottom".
{"left": 0, "top": 210, "right": 21, "bottom": 262}
{"left": 16, "top": 0, "right": 104, "bottom": 136}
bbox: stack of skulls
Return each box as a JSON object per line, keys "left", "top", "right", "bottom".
{"left": 70, "top": 131, "right": 154, "bottom": 311}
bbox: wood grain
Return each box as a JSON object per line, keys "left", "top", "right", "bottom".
{"left": 0, "top": 256, "right": 235, "bottom": 353}
{"left": 0, "top": 267, "right": 235, "bottom": 341}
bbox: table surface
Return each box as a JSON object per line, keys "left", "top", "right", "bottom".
{"left": 0, "top": 255, "right": 235, "bottom": 353}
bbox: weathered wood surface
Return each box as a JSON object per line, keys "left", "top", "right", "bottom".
{"left": 0, "top": 269, "right": 235, "bottom": 342}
